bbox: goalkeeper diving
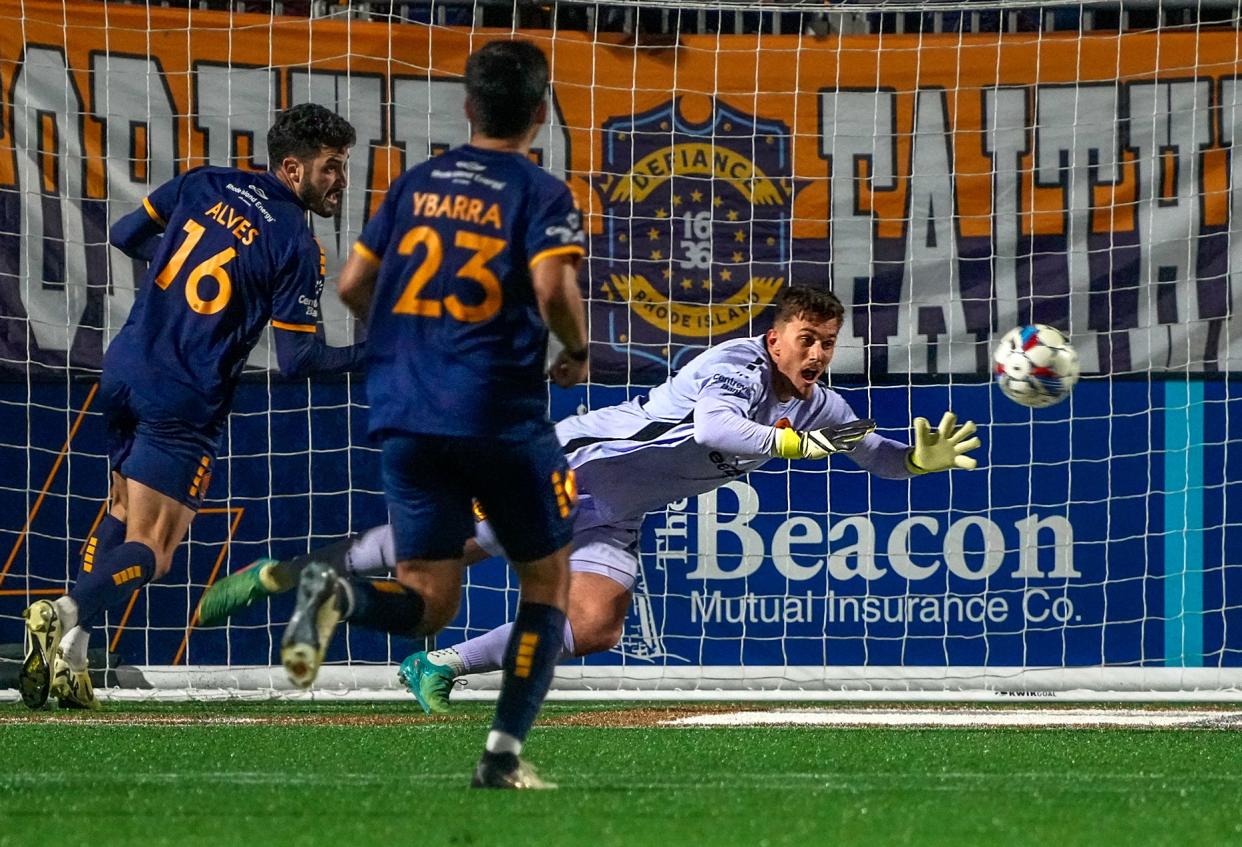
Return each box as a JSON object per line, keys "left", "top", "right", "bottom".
{"left": 198, "top": 285, "right": 981, "bottom": 712}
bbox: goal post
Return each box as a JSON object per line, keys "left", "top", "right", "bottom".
{"left": 1, "top": 0, "right": 1240, "bottom": 701}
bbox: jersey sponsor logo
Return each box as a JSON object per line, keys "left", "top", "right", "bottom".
{"left": 706, "top": 373, "right": 753, "bottom": 400}
{"left": 544, "top": 209, "right": 585, "bottom": 247}
{"left": 429, "top": 167, "right": 507, "bottom": 191}
{"left": 297, "top": 294, "right": 320, "bottom": 318}
{"left": 224, "top": 182, "right": 275, "bottom": 223}
{"left": 595, "top": 99, "right": 790, "bottom": 352}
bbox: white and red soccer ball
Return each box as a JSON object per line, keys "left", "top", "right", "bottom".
{"left": 993, "top": 324, "right": 1080, "bottom": 408}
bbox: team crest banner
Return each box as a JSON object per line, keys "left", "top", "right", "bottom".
{"left": 2, "top": 2, "right": 1241, "bottom": 382}
{"left": 593, "top": 100, "right": 792, "bottom": 374}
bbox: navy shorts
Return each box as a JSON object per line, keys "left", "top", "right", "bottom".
{"left": 99, "top": 374, "right": 223, "bottom": 511}
{"left": 381, "top": 424, "right": 577, "bottom": 563}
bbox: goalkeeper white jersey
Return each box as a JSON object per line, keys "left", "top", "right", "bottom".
{"left": 556, "top": 335, "right": 913, "bottom": 525}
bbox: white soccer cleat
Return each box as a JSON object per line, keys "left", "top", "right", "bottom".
{"left": 19, "top": 600, "right": 65, "bottom": 709}
{"left": 51, "top": 651, "right": 101, "bottom": 711}
{"left": 280, "top": 563, "right": 343, "bottom": 689}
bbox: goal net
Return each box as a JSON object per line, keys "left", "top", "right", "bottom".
{"left": 1, "top": 0, "right": 1240, "bottom": 701}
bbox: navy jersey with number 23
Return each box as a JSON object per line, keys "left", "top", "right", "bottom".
{"left": 356, "top": 145, "right": 585, "bottom": 439}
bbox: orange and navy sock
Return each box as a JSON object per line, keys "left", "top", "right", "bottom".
{"left": 70, "top": 513, "right": 128, "bottom": 643}
{"left": 68, "top": 541, "right": 155, "bottom": 628}
{"left": 485, "top": 602, "right": 566, "bottom": 757}
{"left": 339, "top": 579, "right": 425, "bottom": 638}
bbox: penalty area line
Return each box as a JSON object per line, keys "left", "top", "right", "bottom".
{"left": 661, "top": 708, "right": 1242, "bottom": 729}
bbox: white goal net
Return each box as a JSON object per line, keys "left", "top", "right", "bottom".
{"left": 1, "top": 0, "right": 1240, "bottom": 701}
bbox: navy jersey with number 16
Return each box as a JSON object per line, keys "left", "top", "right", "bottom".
{"left": 356, "top": 145, "right": 585, "bottom": 439}
{"left": 105, "top": 166, "right": 327, "bottom": 426}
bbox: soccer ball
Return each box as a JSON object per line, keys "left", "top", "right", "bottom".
{"left": 993, "top": 324, "right": 1080, "bottom": 408}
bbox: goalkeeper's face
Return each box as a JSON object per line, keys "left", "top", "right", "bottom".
{"left": 294, "top": 145, "right": 350, "bottom": 218}
{"left": 767, "top": 315, "right": 841, "bottom": 400}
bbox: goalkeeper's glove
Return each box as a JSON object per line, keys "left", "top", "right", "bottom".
{"left": 771, "top": 418, "right": 877, "bottom": 460}
{"left": 906, "top": 411, "right": 981, "bottom": 473}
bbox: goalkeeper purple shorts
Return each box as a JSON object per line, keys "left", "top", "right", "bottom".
{"left": 473, "top": 495, "right": 640, "bottom": 590}
{"left": 380, "top": 424, "right": 577, "bottom": 563}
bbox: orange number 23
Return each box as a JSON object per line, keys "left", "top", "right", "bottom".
{"left": 391, "top": 226, "right": 505, "bottom": 323}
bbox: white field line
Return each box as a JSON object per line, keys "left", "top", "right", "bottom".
{"left": 663, "top": 708, "right": 1242, "bottom": 728}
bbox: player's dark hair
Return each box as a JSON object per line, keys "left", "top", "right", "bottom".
{"left": 465, "top": 40, "right": 549, "bottom": 140}
{"left": 772, "top": 286, "right": 845, "bottom": 326}
{"left": 266, "top": 103, "right": 356, "bottom": 165}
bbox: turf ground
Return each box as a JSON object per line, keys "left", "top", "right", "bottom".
{"left": 2, "top": 702, "right": 1240, "bottom": 847}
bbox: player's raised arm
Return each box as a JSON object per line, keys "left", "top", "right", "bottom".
{"left": 109, "top": 174, "right": 185, "bottom": 261}
{"left": 691, "top": 373, "right": 775, "bottom": 455}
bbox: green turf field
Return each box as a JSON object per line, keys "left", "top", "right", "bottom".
{"left": 1, "top": 702, "right": 1239, "bottom": 847}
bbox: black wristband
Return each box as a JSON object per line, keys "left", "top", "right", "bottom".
{"left": 563, "top": 346, "right": 588, "bottom": 363}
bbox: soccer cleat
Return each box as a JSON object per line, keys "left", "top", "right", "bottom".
{"left": 397, "top": 651, "right": 458, "bottom": 715}
{"left": 51, "top": 651, "right": 101, "bottom": 711}
{"left": 280, "top": 562, "right": 343, "bottom": 689}
{"left": 19, "top": 599, "right": 64, "bottom": 709}
{"left": 470, "top": 752, "right": 557, "bottom": 790}
{"left": 198, "top": 558, "right": 282, "bottom": 626}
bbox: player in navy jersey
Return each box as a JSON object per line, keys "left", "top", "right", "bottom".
{"left": 279, "top": 40, "right": 589, "bottom": 789}
{"left": 200, "top": 287, "right": 983, "bottom": 717}
{"left": 17, "top": 103, "right": 366, "bottom": 711}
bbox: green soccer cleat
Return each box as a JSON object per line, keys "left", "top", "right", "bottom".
{"left": 280, "top": 563, "right": 343, "bottom": 690}
{"left": 397, "top": 651, "right": 458, "bottom": 715}
{"left": 470, "top": 753, "right": 557, "bottom": 790}
{"left": 51, "top": 651, "right": 101, "bottom": 711}
{"left": 198, "top": 558, "right": 282, "bottom": 626}
{"left": 19, "top": 599, "right": 64, "bottom": 710}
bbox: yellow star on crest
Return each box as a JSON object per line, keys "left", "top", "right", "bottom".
{"left": 766, "top": 236, "right": 776, "bottom": 246}
{"left": 656, "top": 208, "right": 668, "bottom": 219}
{"left": 719, "top": 269, "right": 733, "bottom": 282}
{"left": 732, "top": 251, "right": 744, "bottom": 263}
{"left": 649, "top": 249, "right": 663, "bottom": 261}
{"left": 690, "top": 189, "right": 703, "bottom": 203}
{"left": 672, "top": 195, "right": 683, "bottom": 207}
{"left": 661, "top": 268, "right": 672, "bottom": 279}
{"left": 726, "top": 210, "right": 739, "bottom": 222}
{"left": 734, "top": 230, "right": 746, "bottom": 243}
{"left": 713, "top": 196, "right": 723, "bottom": 207}
{"left": 681, "top": 279, "right": 694, "bottom": 290}
{"left": 648, "top": 228, "right": 660, "bottom": 240}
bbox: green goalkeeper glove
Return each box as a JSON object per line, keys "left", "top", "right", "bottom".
{"left": 771, "top": 418, "right": 877, "bottom": 460}
{"left": 906, "top": 411, "right": 981, "bottom": 473}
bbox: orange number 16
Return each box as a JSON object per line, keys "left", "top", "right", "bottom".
{"left": 154, "top": 219, "right": 237, "bottom": 315}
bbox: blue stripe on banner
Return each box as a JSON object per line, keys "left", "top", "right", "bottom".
{"left": 1163, "top": 380, "right": 1205, "bottom": 668}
